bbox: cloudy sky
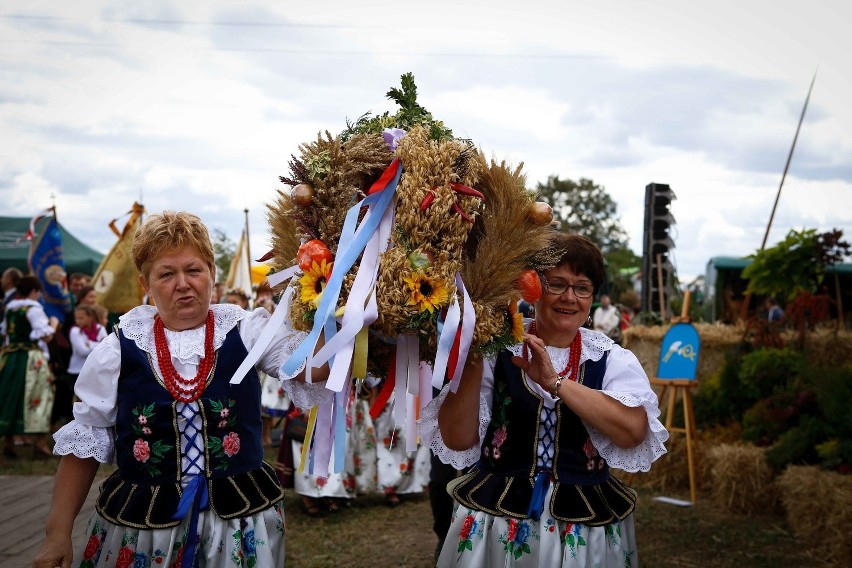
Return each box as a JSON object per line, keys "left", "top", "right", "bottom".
{"left": 2, "top": 0, "right": 850, "bottom": 283}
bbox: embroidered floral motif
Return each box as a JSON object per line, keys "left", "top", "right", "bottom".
{"left": 457, "top": 512, "right": 479, "bottom": 554}
{"left": 605, "top": 521, "right": 623, "bottom": 547}
{"left": 131, "top": 403, "right": 173, "bottom": 476}
{"left": 484, "top": 379, "right": 511, "bottom": 462}
{"left": 208, "top": 398, "right": 240, "bottom": 471}
{"left": 561, "top": 522, "right": 587, "bottom": 558}
{"left": 79, "top": 520, "right": 107, "bottom": 568}
{"left": 499, "top": 518, "right": 533, "bottom": 559}
{"left": 583, "top": 437, "right": 606, "bottom": 471}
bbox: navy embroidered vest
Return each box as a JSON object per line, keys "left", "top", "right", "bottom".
{"left": 95, "top": 325, "right": 284, "bottom": 528}
{"left": 450, "top": 348, "right": 637, "bottom": 525}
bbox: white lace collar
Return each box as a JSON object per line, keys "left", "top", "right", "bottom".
{"left": 508, "top": 325, "right": 614, "bottom": 369}
{"left": 117, "top": 304, "right": 246, "bottom": 364}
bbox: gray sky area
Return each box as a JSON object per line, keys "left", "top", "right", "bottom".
{"left": 2, "top": 0, "right": 851, "bottom": 283}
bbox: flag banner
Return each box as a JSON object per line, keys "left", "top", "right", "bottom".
{"left": 93, "top": 203, "right": 146, "bottom": 313}
{"left": 226, "top": 229, "right": 253, "bottom": 304}
{"left": 28, "top": 214, "right": 70, "bottom": 322}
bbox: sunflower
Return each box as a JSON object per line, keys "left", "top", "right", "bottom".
{"left": 403, "top": 272, "right": 449, "bottom": 313}
{"left": 300, "top": 259, "right": 333, "bottom": 308}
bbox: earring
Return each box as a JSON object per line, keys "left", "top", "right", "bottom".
{"left": 586, "top": 315, "right": 592, "bottom": 326}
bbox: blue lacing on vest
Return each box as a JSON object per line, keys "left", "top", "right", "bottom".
{"left": 528, "top": 406, "right": 558, "bottom": 521}
{"left": 174, "top": 401, "right": 209, "bottom": 568}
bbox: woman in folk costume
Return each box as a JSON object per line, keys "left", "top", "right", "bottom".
{"left": 420, "top": 232, "right": 668, "bottom": 567}
{"left": 0, "top": 275, "right": 60, "bottom": 459}
{"left": 357, "top": 379, "right": 431, "bottom": 506}
{"left": 33, "top": 211, "right": 325, "bottom": 568}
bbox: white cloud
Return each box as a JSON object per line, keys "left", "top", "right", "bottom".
{"left": 1, "top": 0, "right": 850, "bottom": 288}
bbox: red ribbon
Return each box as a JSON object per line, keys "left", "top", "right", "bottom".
{"left": 446, "top": 326, "right": 463, "bottom": 384}
{"left": 369, "top": 352, "right": 396, "bottom": 420}
{"left": 368, "top": 158, "right": 401, "bottom": 195}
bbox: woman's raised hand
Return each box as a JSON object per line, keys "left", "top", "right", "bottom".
{"left": 511, "top": 333, "right": 557, "bottom": 391}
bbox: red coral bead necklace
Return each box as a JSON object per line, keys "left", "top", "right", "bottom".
{"left": 525, "top": 321, "right": 582, "bottom": 383}
{"left": 153, "top": 310, "right": 215, "bottom": 403}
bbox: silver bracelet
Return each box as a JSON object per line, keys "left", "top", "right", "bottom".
{"left": 550, "top": 376, "right": 563, "bottom": 400}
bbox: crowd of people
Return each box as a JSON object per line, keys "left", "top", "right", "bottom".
{"left": 0, "top": 210, "right": 669, "bottom": 567}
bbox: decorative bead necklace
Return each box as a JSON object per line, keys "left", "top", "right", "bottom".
{"left": 526, "top": 321, "right": 583, "bottom": 383}
{"left": 153, "top": 310, "right": 215, "bottom": 403}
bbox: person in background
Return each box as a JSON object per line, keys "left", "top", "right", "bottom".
{"left": 1, "top": 267, "right": 23, "bottom": 336}
{"left": 0, "top": 276, "right": 59, "bottom": 459}
{"left": 67, "top": 273, "right": 91, "bottom": 308}
{"left": 212, "top": 281, "right": 226, "bottom": 304}
{"left": 51, "top": 304, "right": 106, "bottom": 430}
{"left": 593, "top": 293, "right": 621, "bottom": 342}
{"left": 75, "top": 285, "right": 108, "bottom": 327}
{"left": 765, "top": 296, "right": 785, "bottom": 325}
{"left": 226, "top": 288, "right": 250, "bottom": 310}
{"left": 422, "top": 232, "right": 668, "bottom": 567}
{"left": 32, "top": 211, "right": 300, "bottom": 567}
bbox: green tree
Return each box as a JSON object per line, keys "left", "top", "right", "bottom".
{"left": 212, "top": 229, "right": 235, "bottom": 283}
{"left": 535, "top": 176, "right": 629, "bottom": 253}
{"left": 536, "top": 176, "right": 640, "bottom": 299}
{"left": 742, "top": 228, "right": 849, "bottom": 300}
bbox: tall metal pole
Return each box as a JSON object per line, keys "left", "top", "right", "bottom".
{"left": 760, "top": 68, "right": 818, "bottom": 250}
{"left": 740, "top": 69, "right": 817, "bottom": 322}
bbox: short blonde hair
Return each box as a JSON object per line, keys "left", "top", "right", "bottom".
{"left": 132, "top": 211, "right": 215, "bottom": 280}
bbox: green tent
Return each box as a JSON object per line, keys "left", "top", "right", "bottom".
{"left": 0, "top": 216, "right": 104, "bottom": 276}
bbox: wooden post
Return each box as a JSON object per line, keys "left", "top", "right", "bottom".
{"left": 652, "top": 378, "right": 700, "bottom": 502}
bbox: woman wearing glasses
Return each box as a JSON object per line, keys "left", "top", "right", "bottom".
{"left": 422, "top": 232, "right": 668, "bottom": 567}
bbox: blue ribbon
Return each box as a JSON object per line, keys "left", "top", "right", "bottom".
{"left": 281, "top": 159, "right": 401, "bottom": 376}
{"left": 173, "top": 475, "right": 210, "bottom": 568}
{"left": 527, "top": 469, "right": 551, "bottom": 522}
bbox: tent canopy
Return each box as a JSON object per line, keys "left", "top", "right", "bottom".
{"left": 0, "top": 216, "right": 104, "bottom": 276}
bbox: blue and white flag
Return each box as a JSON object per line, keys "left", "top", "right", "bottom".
{"left": 26, "top": 210, "right": 70, "bottom": 322}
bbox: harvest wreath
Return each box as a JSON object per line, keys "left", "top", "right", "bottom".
{"left": 260, "top": 73, "right": 559, "bottom": 474}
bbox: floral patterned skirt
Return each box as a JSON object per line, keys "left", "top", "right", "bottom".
{"left": 438, "top": 486, "right": 638, "bottom": 568}
{"left": 76, "top": 501, "right": 285, "bottom": 568}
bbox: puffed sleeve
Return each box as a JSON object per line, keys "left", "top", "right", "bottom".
{"left": 26, "top": 303, "right": 55, "bottom": 340}
{"left": 417, "top": 357, "right": 496, "bottom": 470}
{"left": 586, "top": 345, "right": 669, "bottom": 472}
{"left": 52, "top": 333, "right": 121, "bottom": 463}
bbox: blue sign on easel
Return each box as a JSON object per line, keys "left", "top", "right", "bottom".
{"left": 657, "top": 323, "right": 700, "bottom": 380}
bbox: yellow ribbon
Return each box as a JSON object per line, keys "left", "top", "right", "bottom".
{"left": 297, "top": 405, "right": 319, "bottom": 474}
{"left": 353, "top": 326, "right": 369, "bottom": 379}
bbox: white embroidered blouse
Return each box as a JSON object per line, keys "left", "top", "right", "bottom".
{"left": 418, "top": 325, "right": 669, "bottom": 473}
{"left": 53, "top": 303, "right": 300, "bottom": 465}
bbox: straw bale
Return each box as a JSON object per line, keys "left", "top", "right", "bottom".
{"left": 705, "top": 443, "right": 779, "bottom": 515}
{"left": 776, "top": 465, "right": 852, "bottom": 563}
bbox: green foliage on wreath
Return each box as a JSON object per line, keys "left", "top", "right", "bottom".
{"left": 341, "top": 72, "right": 454, "bottom": 142}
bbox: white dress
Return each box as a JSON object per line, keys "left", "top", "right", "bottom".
{"left": 419, "top": 326, "right": 669, "bottom": 568}
{"left": 53, "top": 303, "right": 301, "bottom": 568}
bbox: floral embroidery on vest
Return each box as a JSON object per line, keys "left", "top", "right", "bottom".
{"left": 483, "top": 379, "right": 511, "bottom": 462}
{"left": 130, "top": 403, "right": 173, "bottom": 476}
{"left": 209, "top": 398, "right": 241, "bottom": 471}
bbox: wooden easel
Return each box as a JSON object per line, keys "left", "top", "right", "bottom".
{"left": 651, "top": 377, "right": 700, "bottom": 502}
{"left": 653, "top": 290, "right": 700, "bottom": 502}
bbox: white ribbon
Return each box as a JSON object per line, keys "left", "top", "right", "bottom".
{"left": 448, "top": 274, "right": 475, "bottom": 393}
{"left": 229, "top": 265, "right": 300, "bottom": 385}
{"left": 431, "top": 293, "right": 461, "bottom": 390}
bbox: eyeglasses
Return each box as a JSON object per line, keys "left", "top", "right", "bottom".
{"left": 543, "top": 279, "right": 594, "bottom": 299}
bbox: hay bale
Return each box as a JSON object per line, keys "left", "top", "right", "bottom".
{"left": 705, "top": 443, "right": 778, "bottom": 514}
{"left": 776, "top": 465, "right": 852, "bottom": 564}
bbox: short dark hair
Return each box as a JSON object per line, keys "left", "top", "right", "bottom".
{"left": 16, "top": 275, "right": 42, "bottom": 298}
{"left": 546, "top": 232, "right": 606, "bottom": 296}
{"left": 76, "top": 285, "right": 96, "bottom": 302}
